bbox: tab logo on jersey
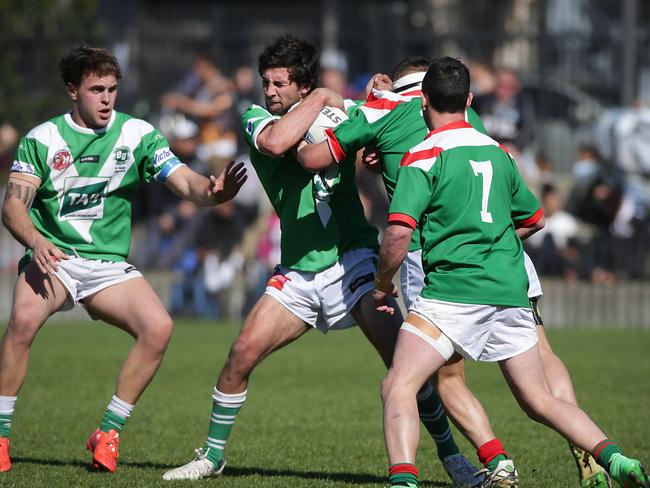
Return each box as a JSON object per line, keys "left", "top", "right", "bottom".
{"left": 80, "top": 155, "right": 100, "bottom": 164}
{"left": 113, "top": 146, "right": 130, "bottom": 164}
{"left": 52, "top": 149, "right": 74, "bottom": 171}
{"left": 153, "top": 147, "right": 175, "bottom": 168}
{"left": 59, "top": 176, "right": 110, "bottom": 220}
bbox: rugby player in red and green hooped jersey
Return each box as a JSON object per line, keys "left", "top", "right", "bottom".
{"left": 373, "top": 56, "right": 649, "bottom": 488}
{"left": 297, "top": 57, "right": 614, "bottom": 488}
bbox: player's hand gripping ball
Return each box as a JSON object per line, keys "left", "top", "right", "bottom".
{"left": 304, "top": 106, "right": 349, "bottom": 144}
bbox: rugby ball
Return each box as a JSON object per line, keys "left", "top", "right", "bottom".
{"left": 304, "top": 105, "right": 349, "bottom": 144}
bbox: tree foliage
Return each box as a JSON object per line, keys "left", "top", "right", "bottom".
{"left": 0, "top": 0, "right": 104, "bottom": 133}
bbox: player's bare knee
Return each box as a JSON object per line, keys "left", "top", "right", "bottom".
{"left": 227, "top": 335, "right": 264, "bottom": 372}
{"left": 6, "top": 307, "right": 45, "bottom": 346}
{"left": 519, "top": 393, "right": 553, "bottom": 424}
{"left": 139, "top": 315, "right": 173, "bottom": 353}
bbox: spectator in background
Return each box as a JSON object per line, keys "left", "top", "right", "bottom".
{"left": 0, "top": 123, "right": 19, "bottom": 176}
{"left": 231, "top": 66, "right": 260, "bottom": 153}
{"left": 474, "top": 67, "right": 535, "bottom": 153}
{"left": 160, "top": 51, "right": 232, "bottom": 127}
{"left": 467, "top": 61, "right": 495, "bottom": 98}
{"left": 161, "top": 51, "right": 237, "bottom": 165}
{"left": 526, "top": 184, "right": 579, "bottom": 277}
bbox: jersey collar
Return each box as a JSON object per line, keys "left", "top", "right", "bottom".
{"left": 64, "top": 110, "right": 116, "bottom": 135}
{"left": 425, "top": 120, "right": 472, "bottom": 138}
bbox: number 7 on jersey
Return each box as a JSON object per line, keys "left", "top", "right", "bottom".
{"left": 470, "top": 160, "right": 493, "bottom": 223}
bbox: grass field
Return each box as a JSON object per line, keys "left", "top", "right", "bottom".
{"left": 0, "top": 321, "right": 648, "bottom": 487}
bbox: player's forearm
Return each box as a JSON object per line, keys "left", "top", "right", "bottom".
{"left": 376, "top": 224, "right": 412, "bottom": 290}
{"left": 260, "top": 89, "right": 331, "bottom": 157}
{"left": 296, "top": 141, "right": 335, "bottom": 171}
{"left": 1, "top": 198, "right": 45, "bottom": 250}
{"left": 171, "top": 172, "right": 216, "bottom": 206}
{"left": 516, "top": 215, "right": 545, "bottom": 240}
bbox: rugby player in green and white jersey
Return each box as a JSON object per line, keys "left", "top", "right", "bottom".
{"left": 374, "top": 56, "right": 649, "bottom": 488}
{"left": 0, "top": 46, "right": 247, "bottom": 474}
{"left": 163, "top": 35, "right": 410, "bottom": 482}
{"left": 298, "top": 56, "right": 612, "bottom": 488}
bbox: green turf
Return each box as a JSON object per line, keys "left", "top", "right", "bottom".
{"left": 0, "top": 321, "right": 648, "bottom": 487}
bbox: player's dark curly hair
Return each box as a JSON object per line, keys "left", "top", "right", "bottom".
{"left": 392, "top": 56, "right": 430, "bottom": 80}
{"left": 59, "top": 45, "right": 122, "bottom": 87}
{"left": 258, "top": 35, "right": 319, "bottom": 90}
{"left": 422, "top": 57, "right": 470, "bottom": 113}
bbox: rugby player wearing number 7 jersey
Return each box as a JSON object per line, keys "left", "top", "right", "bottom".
{"left": 374, "top": 56, "right": 649, "bottom": 488}
{"left": 298, "top": 55, "right": 614, "bottom": 488}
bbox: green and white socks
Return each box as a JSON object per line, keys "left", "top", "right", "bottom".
{"left": 0, "top": 396, "right": 17, "bottom": 438}
{"left": 203, "top": 387, "right": 247, "bottom": 467}
{"left": 99, "top": 395, "right": 134, "bottom": 433}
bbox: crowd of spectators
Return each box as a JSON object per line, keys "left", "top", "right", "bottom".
{"left": 0, "top": 53, "right": 649, "bottom": 319}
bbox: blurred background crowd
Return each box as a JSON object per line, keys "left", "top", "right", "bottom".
{"left": 1, "top": 0, "right": 649, "bottom": 321}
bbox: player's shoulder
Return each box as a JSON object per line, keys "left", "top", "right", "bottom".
{"left": 241, "top": 103, "right": 273, "bottom": 121}
{"left": 359, "top": 89, "right": 421, "bottom": 123}
{"left": 426, "top": 121, "right": 501, "bottom": 153}
{"left": 23, "top": 116, "right": 64, "bottom": 144}
{"left": 115, "top": 111, "right": 156, "bottom": 135}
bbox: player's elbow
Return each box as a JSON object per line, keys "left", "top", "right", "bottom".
{"left": 258, "top": 136, "right": 288, "bottom": 158}
{"left": 531, "top": 215, "right": 545, "bottom": 233}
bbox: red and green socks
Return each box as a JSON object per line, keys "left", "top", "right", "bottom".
{"left": 389, "top": 463, "right": 419, "bottom": 487}
{"left": 478, "top": 438, "right": 509, "bottom": 471}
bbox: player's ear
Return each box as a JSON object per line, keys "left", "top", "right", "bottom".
{"left": 66, "top": 82, "right": 78, "bottom": 102}
{"left": 466, "top": 91, "right": 474, "bottom": 109}
{"left": 421, "top": 93, "right": 428, "bottom": 111}
{"left": 300, "top": 83, "right": 311, "bottom": 97}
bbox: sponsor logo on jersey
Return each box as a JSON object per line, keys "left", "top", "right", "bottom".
{"left": 246, "top": 120, "right": 254, "bottom": 135}
{"left": 113, "top": 146, "right": 130, "bottom": 164}
{"left": 59, "top": 176, "right": 110, "bottom": 220}
{"left": 80, "top": 155, "right": 100, "bottom": 164}
{"left": 349, "top": 272, "right": 373, "bottom": 293}
{"left": 267, "top": 267, "right": 291, "bottom": 291}
{"left": 153, "top": 147, "right": 174, "bottom": 167}
{"left": 10, "top": 160, "right": 36, "bottom": 174}
{"left": 52, "top": 149, "right": 74, "bottom": 171}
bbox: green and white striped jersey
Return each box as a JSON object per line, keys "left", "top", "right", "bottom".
{"left": 241, "top": 103, "right": 378, "bottom": 273}
{"left": 325, "top": 87, "right": 486, "bottom": 251}
{"left": 11, "top": 111, "right": 184, "bottom": 261}
{"left": 389, "top": 120, "right": 542, "bottom": 307}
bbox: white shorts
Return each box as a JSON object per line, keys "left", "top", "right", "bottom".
{"left": 264, "top": 248, "right": 376, "bottom": 333}
{"left": 401, "top": 249, "right": 543, "bottom": 310}
{"left": 409, "top": 296, "right": 538, "bottom": 362}
{"left": 400, "top": 249, "right": 426, "bottom": 310}
{"left": 53, "top": 256, "right": 143, "bottom": 311}
{"left": 523, "top": 252, "right": 542, "bottom": 299}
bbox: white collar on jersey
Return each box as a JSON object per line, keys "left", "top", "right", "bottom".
{"left": 64, "top": 110, "right": 116, "bottom": 135}
{"left": 392, "top": 71, "right": 425, "bottom": 93}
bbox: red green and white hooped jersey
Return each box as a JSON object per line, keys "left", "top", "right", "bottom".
{"left": 389, "top": 120, "right": 542, "bottom": 307}
{"left": 241, "top": 103, "right": 378, "bottom": 273}
{"left": 10, "top": 111, "right": 184, "bottom": 261}
{"left": 324, "top": 85, "right": 487, "bottom": 251}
